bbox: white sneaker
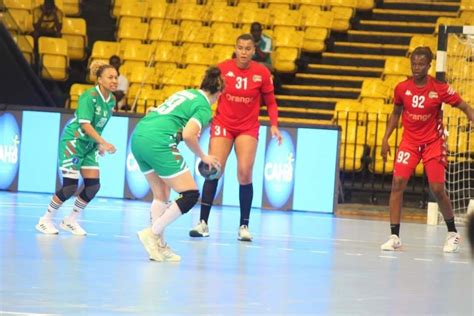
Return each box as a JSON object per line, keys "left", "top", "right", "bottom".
{"left": 60, "top": 218, "right": 87, "bottom": 236}
{"left": 158, "top": 244, "right": 181, "bottom": 262}
{"left": 238, "top": 225, "right": 253, "bottom": 242}
{"left": 443, "top": 232, "right": 460, "bottom": 253}
{"left": 35, "top": 217, "right": 59, "bottom": 234}
{"left": 137, "top": 228, "right": 163, "bottom": 261}
{"left": 189, "top": 220, "right": 209, "bottom": 237}
{"left": 381, "top": 234, "right": 402, "bottom": 251}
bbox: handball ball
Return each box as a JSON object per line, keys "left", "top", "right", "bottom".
{"left": 198, "top": 160, "right": 221, "bottom": 180}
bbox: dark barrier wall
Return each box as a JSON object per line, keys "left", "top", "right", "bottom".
{"left": 0, "top": 24, "right": 56, "bottom": 107}
{"left": 0, "top": 106, "right": 341, "bottom": 214}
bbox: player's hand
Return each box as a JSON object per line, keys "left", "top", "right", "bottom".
{"left": 100, "top": 142, "right": 117, "bottom": 154}
{"left": 381, "top": 140, "right": 391, "bottom": 162}
{"left": 201, "top": 155, "right": 221, "bottom": 170}
{"left": 271, "top": 125, "right": 283, "bottom": 145}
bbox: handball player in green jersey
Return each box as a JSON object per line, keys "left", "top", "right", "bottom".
{"left": 36, "top": 61, "right": 118, "bottom": 236}
{"left": 133, "top": 67, "right": 224, "bottom": 262}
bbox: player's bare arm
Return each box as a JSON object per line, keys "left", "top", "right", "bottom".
{"left": 80, "top": 122, "right": 116, "bottom": 154}
{"left": 456, "top": 100, "right": 474, "bottom": 122}
{"left": 381, "top": 104, "right": 403, "bottom": 161}
{"left": 183, "top": 120, "right": 220, "bottom": 169}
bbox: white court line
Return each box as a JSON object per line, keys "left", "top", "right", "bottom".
{"left": 245, "top": 245, "right": 262, "bottom": 248}
{"left": 311, "top": 250, "right": 328, "bottom": 254}
{"left": 379, "top": 255, "right": 397, "bottom": 259}
{"left": 212, "top": 243, "right": 230, "bottom": 246}
{"left": 414, "top": 258, "right": 433, "bottom": 262}
{"left": 178, "top": 240, "right": 200, "bottom": 244}
{"left": 0, "top": 312, "right": 59, "bottom": 316}
{"left": 278, "top": 248, "right": 294, "bottom": 251}
{"left": 114, "top": 235, "right": 130, "bottom": 238}
{"left": 449, "top": 260, "right": 469, "bottom": 265}
{"left": 87, "top": 233, "right": 98, "bottom": 236}
{"left": 345, "top": 252, "right": 363, "bottom": 256}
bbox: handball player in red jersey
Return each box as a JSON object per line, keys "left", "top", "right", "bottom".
{"left": 380, "top": 47, "right": 474, "bottom": 252}
{"left": 189, "top": 33, "right": 282, "bottom": 241}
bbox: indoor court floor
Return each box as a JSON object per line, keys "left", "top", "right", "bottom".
{"left": 0, "top": 191, "right": 472, "bottom": 315}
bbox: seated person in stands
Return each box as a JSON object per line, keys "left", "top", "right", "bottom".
{"left": 32, "top": 0, "right": 63, "bottom": 38}
{"left": 249, "top": 21, "right": 282, "bottom": 91}
{"left": 250, "top": 22, "right": 272, "bottom": 68}
{"left": 109, "top": 55, "right": 129, "bottom": 110}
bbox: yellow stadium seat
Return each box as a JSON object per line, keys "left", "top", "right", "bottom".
{"left": 267, "top": 0, "right": 295, "bottom": 5}
{"left": 63, "top": 0, "right": 80, "bottom": 16}
{"left": 239, "top": 7, "right": 270, "bottom": 27}
{"left": 329, "top": 3, "right": 354, "bottom": 32}
{"left": 461, "top": 0, "right": 474, "bottom": 11}
{"left": 303, "top": 27, "right": 329, "bottom": 52}
{"left": 383, "top": 57, "right": 411, "bottom": 77}
{"left": 154, "top": 42, "right": 182, "bottom": 64}
{"left": 329, "top": 0, "right": 357, "bottom": 8}
{"left": 340, "top": 143, "right": 366, "bottom": 172}
{"left": 129, "top": 65, "right": 158, "bottom": 86}
{"left": 269, "top": 5, "right": 302, "bottom": 27}
{"left": 4, "top": 0, "right": 33, "bottom": 11}
{"left": 148, "top": 19, "right": 180, "bottom": 43}
{"left": 61, "top": 17, "right": 87, "bottom": 60}
{"left": 340, "top": 121, "right": 367, "bottom": 144}
{"left": 460, "top": 10, "right": 474, "bottom": 24}
{"left": 273, "top": 26, "right": 304, "bottom": 48}
{"left": 117, "top": 18, "right": 148, "bottom": 43}
{"left": 90, "top": 41, "right": 120, "bottom": 60}
{"left": 123, "top": 43, "right": 154, "bottom": 64}
{"left": 38, "top": 36, "right": 69, "bottom": 81}
{"left": 181, "top": 25, "right": 211, "bottom": 45}
{"left": 182, "top": 44, "right": 214, "bottom": 66}
{"left": 333, "top": 100, "right": 366, "bottom": 122}
{"left": 69, "top": 83, "right": 93, "bottom": 109}
{"left": 208, "top": 4, "right": 240, "bottom": 24}
{"left": 303, "top": 10, "right": 333, "bottom": 30}
{"left": 150, "top": 1, "right": 175, "bottom": 21}
{"left": 3, "top": 9, "right": 33, "bottom": 33}
{"left": 213, "top": 44, "right": 234, "bottom": 63}
{"left": 186, "top": 64, "right": 208, "bottom": 87}
{"left": 161, "top": 84, "right": 186, "bottom": 98}
{"left": 176, "top": 3, "right": 206, "bottom": 22}
{"left": 155, "top": 62, "right": 179, "bottom": 76}
{"left": 33, "top": 0, "right": 64, "bottom": 11}
{"left": 210, "top": 23, "right": 241, "bottom": 46}
{"left": 296, "top": 0, "right": 327, "bottom": 5}
{"left": 160, "top": 68, "right": 192, "bottom": 87}
{"left": 408, "top": 35, "right": 437, "bottom": 55}
{"left": 356, "top": 0, "right": 374, "bottom": 10}
{"left": 16, "top": 34, "right": 34, "bottom": 64}
{"left": 273, "top": 47, "right": 299, "bottom": 72}
{"left": 118, "top": 0, "right": 149, "bottom": 21}
{"left": 360, "top": 78, "right": 390, "bottom": 101}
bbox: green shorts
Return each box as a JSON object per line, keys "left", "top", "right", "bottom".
{"left": 131, "top": 134, "right": 188, "bottom": 178}
{"left": 58, "top": 139, "right": 98, "bottom": 179}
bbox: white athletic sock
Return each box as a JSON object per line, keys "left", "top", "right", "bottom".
{"left": 151, "top": 201, "right": 182, "bottom": 236}
{"left": 44, "top": 198, "right": 62, "bottom": 219}
{"left": 68, "top": 198, "right": 87, "bottom": 221}
{"left": 151, "top": 199, "right": 168, "bottom": 225}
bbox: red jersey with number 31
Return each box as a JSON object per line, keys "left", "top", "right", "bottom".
{"left": 216, "top": 59, "right": 274, "bottom": 130}
{"left": 394, "top": 76, "right": 462, "bottom": 145}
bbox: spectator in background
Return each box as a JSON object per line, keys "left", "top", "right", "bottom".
{"left": 250, "top": 22, "right": 272, "bottom": 67}
{"left": 109, "top": 55, "right": 129, "bottom": 110}
{"left": 32, "top": 0, "right": 63, "bottom": 39}
{"left": 250, "top": 22, "right": 282, "bottom": 91}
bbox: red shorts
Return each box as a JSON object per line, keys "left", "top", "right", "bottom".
{"left": 393, "top": 137, "right": 447, "bottom": 183}
{"left": 210, "top": 117, "right": 260, "bottom": 140}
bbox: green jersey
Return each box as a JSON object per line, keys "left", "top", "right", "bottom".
{"left": 134, "top": 89, "right": 213, "bottom": 141}
{"left": 63, "top": 86, "right": 116, "bottom": 145}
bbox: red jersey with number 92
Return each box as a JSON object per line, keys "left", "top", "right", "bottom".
{"left": 394, "top": 76, "right": 462, "bottom": 145}
{"left": 215, "top": 59, "right": 274, "bottom": 130}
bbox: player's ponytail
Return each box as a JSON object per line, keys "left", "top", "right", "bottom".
{"left": 90, "top": 60, "right": 115, "bottom": 80}
{"left": 200, "top": 66, "right": 224, "bottom": 94}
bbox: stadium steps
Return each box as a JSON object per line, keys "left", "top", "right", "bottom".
{"left": 276, "top": 0, "right": 460, "bottom": 125}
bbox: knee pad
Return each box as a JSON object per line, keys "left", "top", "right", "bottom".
{"left": 175, "top": 190, "right": 199, "bottom": 214}
{"left": 55, "top": 177, "right": 78, "bottom": 202}
{"left": 79, "top": 178, "right": 101, "bottom": 202}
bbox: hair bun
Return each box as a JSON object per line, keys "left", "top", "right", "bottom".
{"left": 90, "top": 60, "right": 108, "bottom": 78}
{"left": 206, "top": 66, "right": 221, "bottom": 78}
